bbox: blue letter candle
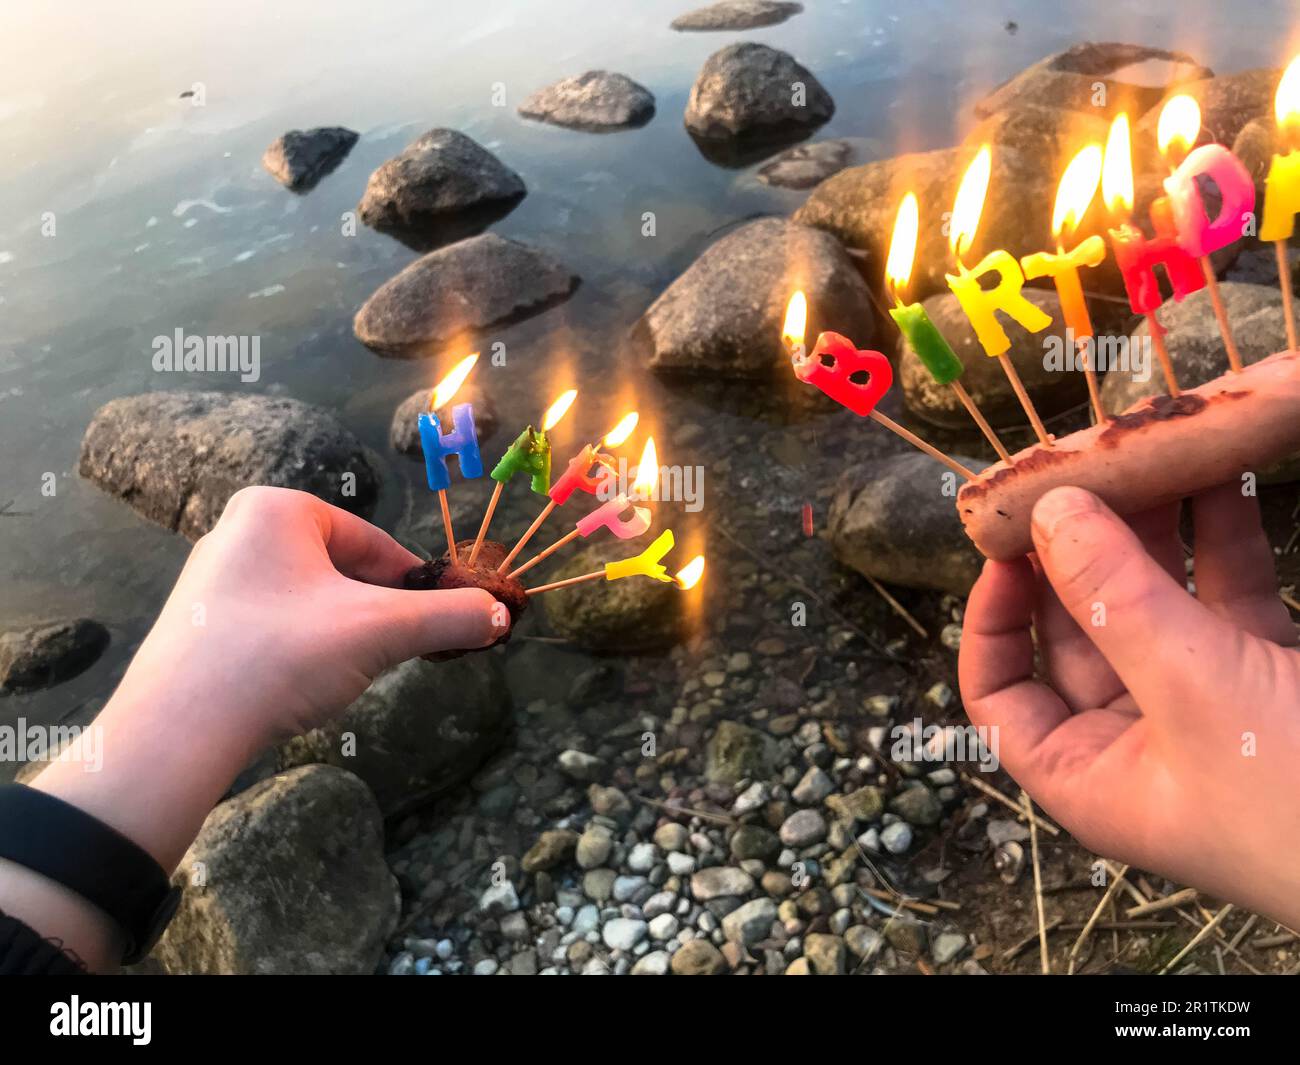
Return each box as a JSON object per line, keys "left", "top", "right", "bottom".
{"left": 419, "top": 403, "right": 483, "bottom": 491}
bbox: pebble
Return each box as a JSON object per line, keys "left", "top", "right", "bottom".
{"left": 626, "top": 842, "right": 658, "bottom": 873}
{"left": 667, "top": 851, "right": 697, "bottom": 876}
{"left": 792, "top": 766, "right": 834, "bottom": 804}
{"left": 721, "top": 897, "right": 777, "bottom": 947}
{"left": 558, "top": 749, "right": 604, "bottom": 781}
{"left": 602, "top": 918, "right": 648, "bottom": 951}
{"left": 931, "top": 931, "right": 968, "bottom": 966}
{"left": 479, "top": 881, "right": 520, "bottom": 915}
{"left": 880, "top": 821, "right": 913, "bottom": 854}
{"left": 778, "top": 809, "right": 827, "bottom": 847}
{"left": 691, "top": 866, "right": 755, "bottom": 900}
{"left": 631, "top": 950, "right": 671, "bottom": 975}
{"left": 648, "top": 913, "right": 680, "bottom": 940}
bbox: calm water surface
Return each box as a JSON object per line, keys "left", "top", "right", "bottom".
{"left": 1, "top": 0, "right": 1293, "bottom": 746}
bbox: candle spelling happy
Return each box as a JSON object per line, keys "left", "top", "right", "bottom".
{"left": 943, "top": 145, "right": 1055, "bottom": 446}
{"left": 1258, "top": 55, "right": 1300, "bottom": 351}
{"left": 419, "top": 353, "right": 482, "bottom": 563}
{"left": 467, "top": 388, "right": 578, "bottom": 567}
{"left": 1021, "top": 143, "right": 1109, "bottom": 423}
{"left": 885, "top": 191, "right": 1011, "bottom": 461}
{"left": 1101, "top": 112, "right": 1202, "bottom": 396}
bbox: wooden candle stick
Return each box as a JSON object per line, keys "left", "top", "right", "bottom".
{"left": 508, "top": 527, "right": 580, "bottom": 580}
{"left": 526, "top": 570, "right": 604, "bottom": 596}
{"left": 467, "top": 481, "right": 504, "bottom": 567}
{"left": 438, "top": 489, "right": 458, "bottom": 564}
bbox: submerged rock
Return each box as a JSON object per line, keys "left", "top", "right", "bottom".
{"left": 539, "top": 543, "right": 686, "bottom": 653}
{"left": 389, "top": 383, "right": 500, "bottom": 457}
{"left": 278, "top": 654, "right": 510, "bottom": 818}
{"left": 357, "top": 129, "right": 525, "bottom": 246}
{"left": 78, "top": 392, "right": 379, "bottom": 540}
{"left": 353, "top": 233, "right": 577, "bottom": 357}
{"left": 974, "top": 42, "right": 1210, "bottom": 121}
{"left": 684, "top": 43, "right": 833, "bottom": 143}
{"left": 152, "top": 765, "right": 399, "bottom": 974}
{"left": 518, "top": 71, "right": 655, "bottom": 130}
{"left": 631, "top": 217, "right": 872, "bottom": 378}
{"left": 898, "top": 289, "right": 1089, "bottom": 430}
{"left": 757, "top": 138, "right": 853, "bottom": 189}
{"left": 671, "top": 1, "right": 803, "bottom": 31}
{"left": 262, "top": 126, "right": 358, "bottom": 191}
{"left": 0, "top": 619, "right": 109, "bottom": 694}
{"left": 828, "top": 452, "right": 987, "bottom": 596}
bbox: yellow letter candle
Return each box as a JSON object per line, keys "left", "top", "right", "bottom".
{"left": 1021, "top": 143, "right": 1109, "bottom": 423}
{"left": 1260, "top": 55, "right": 1300, "bottom": 351}
{"left": 944, "top": 145, "right": 1055, "bottom": 446}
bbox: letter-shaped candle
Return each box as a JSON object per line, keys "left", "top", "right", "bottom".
{"left": 791, "top": 331, "right": 893, "bottom": 416}
{"left": 419, "top": 403, "right": 482, "bottom": 491}
{"left": 1259, "top": 56, "right": 1300, "bottom": 351}
{"left": 575, "top": 496, "right": 651, "bottom": 540}
{"left": 548, "top": 444, "right": 615, "bottom": 505}
{"left": 605, "top": 529, "right": 675, "bottom": 582}
{"left": 1164, "top": 144, "right": 1256, "bottom": 258}
{"left": 491, "top": 425, "right": 551, "bottom": 494}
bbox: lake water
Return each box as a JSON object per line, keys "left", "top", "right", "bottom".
{"left": 1, "top": 0, "right": 1293, "bottom": 753}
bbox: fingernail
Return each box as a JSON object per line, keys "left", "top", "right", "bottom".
{"left": 1032, "top": 486, "right": 1099, "bottom": 540}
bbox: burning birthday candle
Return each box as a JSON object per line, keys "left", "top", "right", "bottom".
{"left": 782, "top": 293, "right": 975, "bottom": 480}
{"left": 1257, "top": 56, "right": 1300, "bottom": 351}
{"left": 1101, "top": 112, "right": 1202, "bottom": 396}
{"left": 498, "top": 411, "right": 638, "bottom": 573}
{"left": 468, "top": 388, "right": 577, "bottom": 566}
{"left": 1158, "top": 94, "right": 1251, "bottom": 372}
{"left": 524, "top": 530, "right": 707, "bottom": 596}
{"left": 886, "top": 191, "right": 1011, "bottom": 460}
{"left": 419, "top": 353, "right": 482, "bottom": 562}
{"left": 509, "top": 438, "right": 660, "bottom": 580}
{"left": 1021, "top": 143, "right": 1109, "bottom": 422}
{"left": 943, "top": 145, "right": 1055, "bottom": 446}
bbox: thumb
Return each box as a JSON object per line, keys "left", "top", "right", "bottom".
{"left": 1030, "top": 485, "right": 1230, "bottom": 711}
{"left": 352, "top": 585, "right": 510, "bottom": 665}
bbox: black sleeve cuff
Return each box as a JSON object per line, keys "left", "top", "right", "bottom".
{"left": 0, "top": 911, "right": 88, "bottom": 975}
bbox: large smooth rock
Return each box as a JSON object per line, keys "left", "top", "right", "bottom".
{"left": 684, "top": 43, "right": 833, "bottom": 142}
{"left": 899, "top": 289, "right": 1090, "bottom": 429}
{"left": 262, "top": 127, "right": 358, "bottom": 191}
{"left": 389, "top": 383, "right": 500, "bottom": 457}
{"left": 540, "top": 543, "right": 687, "bottom": 652}
{"left": 79, "top": 392, "right": 379, "bottom": 540}
{"left": 353, "top": 234, "right": 577, "bottom": 357}
{"left": 152, "top": 765, "right": 399, "bottom": 974}
{"left": 829, "top": 453, "right": 987, "bottom": 595}
{"left": 1101, "top": 282, "right": 1295, "bottom": 414}
{"left": 0, "top": 619, "right": 109, "bottom": 694}
{"left": 705, "top": 720, "right": 776, "bottom": 784}
{"left": 671, "top": 1, "right": 803, "bottom": 31}
{"left": 757, "top": 138, "right": 853, "bottom": 189}
{"left": 357, "top": 129, "right": 525, "bottom": 244}
{"left": 518, "top": 71, "right": 655, "bottom": 131}
{"left": 974, "top": 42, "right": 1210, "bottom": 121}
{"left": 1135, "top": 68, "right": 1280, "bottom": 157}
{"left": 631, "top": 217, "right": 873, "bottom": 378}
{"left": 795, "top": 145, "right": 1057, "bottom": 302}
{"left": 277, "top": 655, "right": 510, "bottom": 818}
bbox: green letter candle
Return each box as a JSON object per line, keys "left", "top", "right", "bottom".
{"left": 491, "top": 425, "right": 551, "bottom": 495}
{"left": 888, "top": 301, "right": 962, "bottom": 384}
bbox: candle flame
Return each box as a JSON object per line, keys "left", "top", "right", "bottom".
{"left": 782, "top": 290, "right": 807, "bottom": 352}
{"left": 1051, "top": 143, "right": 1103, "bottom": 241}
{"left": 1276, "top": 55, "right": 1300, "bottom": 135}
{"left": 949, "top": 145, "right": 991, "bottom": 261}
{"left": 675, "top": 555, "right": 705, "bottom": 590}
{"left": 429, "top": 353, "right": 479, "bottom": 410}
{"left": 601, "top": 411, "right": 638, "bottom": 449}
{"left": 631, "top": 437, "right": 659, "bottom": 498}
{"left": 1102, "top": 113, "right": 1134, "bottom": 217}
{"left": 885, "top": 192, "right": 920, "bottom": 297}
{"left": 541, "top": 389, "right": 577, "bottom": 432}
{"left": 1156, "top": 94, "right": 1201, "bottom": 160}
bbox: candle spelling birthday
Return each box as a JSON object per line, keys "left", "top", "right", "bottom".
{"left": 783, "top": 292, "right": 976, "bottom": 480}
{"left": 498, "top": 411, "right": 639, "bottom": 573}
{"left": 1021, "top": 143, "right": 1109, "bottom": 423}
{"left": 1259, "top": 55, "right": 1300, "bottom": 352}
{"left": 1158, "top": 94, "right": 1255, "bottom": 372}
{"left": 885, "top": 191, "right": 1011, "bottom": 461}
{"left": 1101, "top": 112, "right": 1203, "bottom": 396}
{"left": 509, "top": 437, "right": 660, "bottom": 580}
{"left": 467, "top": 388, "right": 577, "bottom": 567}
{"left": 419, "top": 353, "right": 482, "bottom": 563}
{"left": 943, "top": 145, "right": 1055, "bottom": 446}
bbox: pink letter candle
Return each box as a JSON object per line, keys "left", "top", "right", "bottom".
{"left": 575, "top": 496, "right": 651, "bottom": 540}
{"left": 1164, "top": 144, "right": 1256, "bottom": 258}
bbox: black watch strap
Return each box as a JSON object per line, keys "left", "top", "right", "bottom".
{"left": 0, "top": 784, "right": 182, "bottom": 964}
